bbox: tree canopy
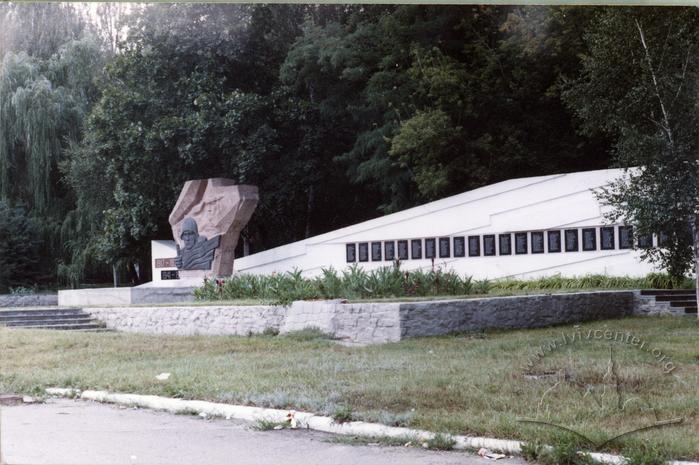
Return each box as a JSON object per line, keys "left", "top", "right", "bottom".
{"left": 3, "top": 4, "right": 694, "bottom": 289}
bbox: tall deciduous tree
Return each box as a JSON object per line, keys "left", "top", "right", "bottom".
{"left": 563, "top": 7, "right": 699, "bottom": 293}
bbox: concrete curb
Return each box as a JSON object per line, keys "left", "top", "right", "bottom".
{"left": 45, "top": 388, "right": 697, "bottom": 465}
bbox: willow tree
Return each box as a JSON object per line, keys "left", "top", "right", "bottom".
{"left": 0, "top": 37, "right": 104, "bottom": 286}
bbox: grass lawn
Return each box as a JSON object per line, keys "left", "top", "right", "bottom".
{"left": 0, "top": 316, "right": 696, "bottom": 459}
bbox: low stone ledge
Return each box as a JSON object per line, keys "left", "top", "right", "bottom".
{"left": 0, "top": 294, "right": 58, "bottom": 307}
{"left": 83, "top": 291, "right": 642, "bottom": 344}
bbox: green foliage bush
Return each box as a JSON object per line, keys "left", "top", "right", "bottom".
{"left": 0, "top": 201, "right": 42, "bottom": 292}
{"left": 195, "top": 265, "right": 691, "bottom": 305}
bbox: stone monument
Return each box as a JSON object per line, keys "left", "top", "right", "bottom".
{"left": 169, "top": 179, "right": 258, "bottom": 279}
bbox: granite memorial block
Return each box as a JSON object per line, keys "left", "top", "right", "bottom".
{"left": 547, "top": 230, "right": 561, "bottom": 253}
{"left": 499, "top": 234, "right": 511, "bottom": 255}
{"left": 638, "top": 233, "right": 653, "bottom": 248}
{"left": 468, "top": 236, "right": 481, "bottom": 257}
{"left": 582, "top": 228, "right": 597, "bottom": 251}
{"left": 358, "top": 242, "right": 369, "bottom": 262}
{"left": 565, "top": 229, "right": 579, "bottom": 252}
{"left": 453, "top": 236, "right": 465, "bottom": 257}
{"left": 618, "top": 226, "right": 633, "bottom": 249}
{"left": 385, "top": 241, "right": 396, "bottom": 261}
{"left": 371, "top": 242, "right": 382, "bottom": 261}
{"left": 600, "top": 227, "right": 615, "bottom": 250}
{"left": 515, "top": 232, "right": 528, "bottom": 254}
{"left": 483, "top": 235, "right": 496, "bottom": 256}
{"left": 169, "top": 178, "right": 258, "bottom": 278}
{"left": 425, "top": 238, "right": 436, "bottom": 259}
{"left": 346, "top": 243, "right": 356, "bottom": 262}
{"left": 531, "top": 231, "right": 544, "bottom": 254}
{"left": 411, "top": 239, "right": 422, "bottom": 259}
{"left": 439, "top": 237, "right": 450, "bottom": 258}
{"left": 397, "top": 240, "right": 409, "bottom": 260}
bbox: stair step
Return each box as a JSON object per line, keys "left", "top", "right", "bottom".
{"left": 8, "top": 322, "right": 106, "bottom": 331}
{"left": 669, "top": 300, "right": 697, "bottom": 307}
{"left": 2, "top": 317, "right": 95, "bottom": 327}
{"left": 684, "top": 307, "right": 697, "bottom": 314}
{"left": 0, "top": 309, "right": 85, "bottom": 319}
{"left": 654, "top": 295, "right": 697, "bottom": 302}
{"left": 0, "top": 313, "right": 92, "bottom": 322}
{"left": 639, "top": 289, "right": 696, "bottom": 296}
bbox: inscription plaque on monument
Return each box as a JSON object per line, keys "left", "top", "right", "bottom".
{"left": 499, "top": 234, "right": 511, "bottom": 255}
{"left": 531, "top": 231, "right": 544, "bottom": 254}
{"left": 385, "top": 241, "right": 396, "bottom": 261}
{"left": 468, "top": 236, "right": 480, "bottom": 257}
{"left": 439, "top": 237, "right": 450, "bottom": 258}
{"left": 658, "top": 231, "right": 669, "bottom": 247}
{"left": 547, "top": 230, "right": 561, "bottom": 253}
{"left": 638, "top": 233, "right": 653, "bottom": 248}
{"left": 600, "top": 227, "right": 615, "bottom": 250}
{"left": 411, "top": 239, "right": 422, "bottom": 259}
{"left": 565, "top": 229, "right": 579, "bottom": 252}
{"left": 483, "top": 235, "right": 496, "bottom": 256}
{"left": 346, "top": 243, "right": 356, "bottom": 262}
{"left": 358, "top": 242, "right": 369, "bottom": 262}
{"left": 371, "top": 242, "right": 382, "bottom": 261}
{"left": 582, "top": 228, "right": 597, "bottom": 251}
{"left": 515, "top": 232, "right": 527, "bottom": 254}
{"left": 425, "top": 238, "right": 436, "bottom": 259}
{"left": 453, "top": 237, "right": 465, "bottom": 257}
{"left": 397, "top": 240, "right": 409, "bottom": 260}
{"left": 161, "top": 270, "right": 180, "bottom": 280}
{"left": 155, "top": 258, "right": 176, "bottom": 268}
{"left": 618, "top": 226, "right": 632, "bottom": 249}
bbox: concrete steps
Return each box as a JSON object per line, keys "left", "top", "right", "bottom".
{"left": 639, "top": 289, "right": 697, "bottom": 315}
{"left": 0, "top": 307, "right": 107, "bottom": 331}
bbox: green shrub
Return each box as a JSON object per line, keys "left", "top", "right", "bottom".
{"left": 0, "top": 201, "right": 42, "bottom": 292}
{"left": 425, "top": 432, "right": 456, "bottom": 450}
{"left": 623, "top": 445, "right": 668, "bottom": 465}
{"left": 332, "top": 405, "right": 354, "bottom": 423}
{"left": 520, "top": 440, "right": 543, "bottom": 461}
{"left": 195, "top": 268, "right": 692, "bottom": 303}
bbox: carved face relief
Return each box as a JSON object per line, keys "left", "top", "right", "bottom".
{"left": 182, "top": 230, "right": 197, "bottom": 250}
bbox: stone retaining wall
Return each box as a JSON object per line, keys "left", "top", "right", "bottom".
{"left": 85, "top": 291, "right": 638, "bottom": 344}
{"left": 0, "top": 294, "right": 58, "bottom": 307}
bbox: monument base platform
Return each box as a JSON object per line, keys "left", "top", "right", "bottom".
{"left": 58, "top": 281, "right": 201, "bottom": 307}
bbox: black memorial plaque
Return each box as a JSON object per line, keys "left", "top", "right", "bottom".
{"left": 600, "top": 227, "right": 615, "bottom": 250}
{"left": 483, "top": 235, "right": 496, "bottom": 256}
{"left": 531, "top": 231, "right": 544, "bottom": 254}
{"left": 346, "top": 243, "right": 356, "bottom": 263}
{"left": 385, "top": 241, "right": 396, "bottom": 261}
{"left": 547, "top": 230, "right": 561, "bottom": 253}
{"left": 358, "top": 242, "right": 369, "bottom": 261}
{"left": 658, "top": 231, "right": 669, "bottom": 247}
{"left": 453, "top": 237, "right": 465, "bottom": 257}
{"left": 565, "top": 229, "right": 579, "bottom": 252}
{"left": 515, "top": 232, "right": 528, "bottom": 254}
{"left": 425, "top": 238, "right": 436, "bottom": 259}
{"left": 468, "top": 236, "right": 480, "bottom": 257}
{"left": 411, "top": 239, "right": 422, "bottom": 259}
{"left": 618, "top": 226, "right": 633, "bottom": 249}
{"left": 371, "top": 242, "right": 382, "bottom": 261}
{"left": 397, "top": 240, "right": 409, "bottom": 260}
{"left": 638, "top": 233, "right": 653, "bottom": 249}
{"left": 499, "top": 234, "right": 511, "bottom": 255}
{"left": 161, "top": 270, "right": 180, "bottom": 280}
{"left": 582, "top": 228, "right": 597, "bottom": 251}
{"left": 439, "top": 237, "right": 450, "bottom": 258}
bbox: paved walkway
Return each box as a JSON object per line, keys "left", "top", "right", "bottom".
{"left": 1, "top": 399, "right": 527, "bottom": 465}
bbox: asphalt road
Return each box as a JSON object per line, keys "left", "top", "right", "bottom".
{"left": 0, "top": 398, "right": 528, "bottom": 465}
